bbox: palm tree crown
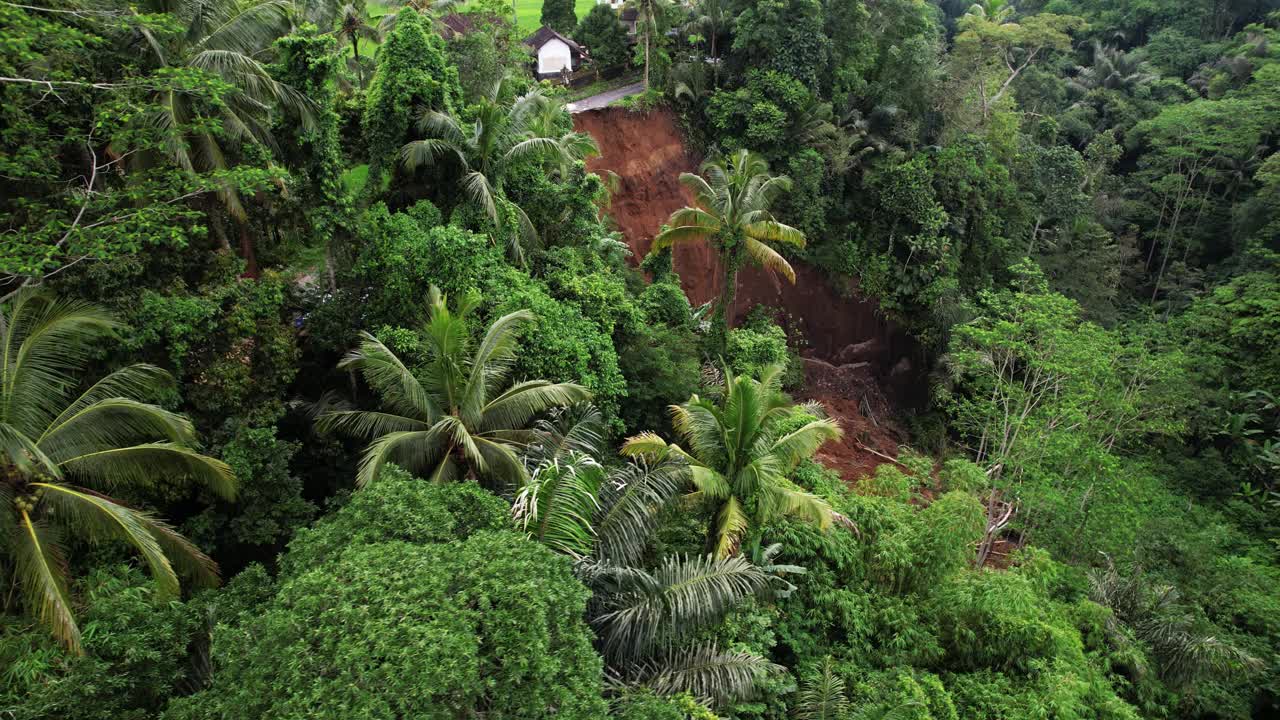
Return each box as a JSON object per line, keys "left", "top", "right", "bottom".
{"left": 400, "top": 83, "right": 598, "bottom": 263}
{"left": 0, "top": 291, "right": 235, "bottom": 654}
{"left": 134, "top": 0, "right": 314, "bottom": 218}
{"left": 1070, "top": 41, "right": 1157, "bottom": 95}
{"left": 513, "top": 405, "right": 788, "bottom": 706}
{"left": 622, "top": 365, "right": 841, "bottom": 559}
{"left": 318, "top": 286, "right": 591, "bottom": 488}
{"left": 336, "top": 3, "right": 382, "bottom": 90}
{"left": 651, "top": 149, "right": 804, "bottom": 333}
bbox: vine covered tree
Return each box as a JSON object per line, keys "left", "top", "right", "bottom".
{"left": 319, "top": 286, "right": 591, "bottom": 488}
{"left": 363, "top": 7, "right": 464, "bottom": 189}
{"left": 0, "top": 291, "right": 235, "bottom": 653}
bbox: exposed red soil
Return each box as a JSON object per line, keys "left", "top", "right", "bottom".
{"left": 575, "top": 107, "right": 919, "bottom": 483}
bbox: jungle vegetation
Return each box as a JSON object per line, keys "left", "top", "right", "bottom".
{"left": 1, "top": 0, "right": 1278, "bottom": 718}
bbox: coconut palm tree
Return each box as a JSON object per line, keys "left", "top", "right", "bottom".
{"left": 681, "top": 0, "right": 728, "bottom": 85}
{"left": 650, "top": 149, "right": 805, "bottom": 336}
{"left": 520, "top": 94, "right": 601, "bottom": 180}
{"left": 630, "top": 0, "right": 670, "bottom": 90}
{"left": 622, "top": 365, "right": 841, "bottom": 559}
{"left": 0, "top": 291, "right": 235, "bottom": 654}
{"left": 1088, "top": 557, "right": 1261, "bottom": 689}
{"left": 513, "top": 406, "right": 787, "bottom": 706}
{"left": 400, "top": 84, "right": 596, "bottom": 263}
{"left": 335, "top": 3, "right": 381, "bottom": 90}
{"left": 318, "top": 286, "right": 591, "bottom": 488}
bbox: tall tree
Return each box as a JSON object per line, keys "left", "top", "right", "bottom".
{"left": 364, "top": 7, "right": 464, "bottom": 191}
{"left": 540, "top": 0, "right": 578, "bottom": 34}
{"left": 622, "top": 365, "right": 841, "bottom": 559}
{"left": 946, "top": 12, "right": 1084, "bottom": 123}
{"left": 130, "top": 0, "right": 315, "bottom": 276}
{"left": 335, "top": 4, "right": 381, "bottom": 90}
{"left": 0, "top": 291, "right": 235, "bottom": 654}
{"left": 318, "top": 286, "right": 591, "bottom": 488}
{"left": 630, "top": 0, "right": 669, "bottom": 90}
{"left": 574, "top": 4, "right": 630, "bottom": 76}
{"left": 649, "top": 149, "right": 805, "bottom": 335}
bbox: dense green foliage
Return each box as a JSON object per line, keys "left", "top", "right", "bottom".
{"left": 541, "top": 0, "right": 578, "bottom": 34}
{"left": 575, "top": 4, "right": 631, "bottom": 73}
{"left": 2, "top": 0, "right": 1278, "bottom": 718}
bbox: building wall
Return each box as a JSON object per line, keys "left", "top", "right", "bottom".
{"left": 537, "top": 38, "right": 573, "bottom": 74}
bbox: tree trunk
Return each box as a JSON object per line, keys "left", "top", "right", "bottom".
{"left": 644, "top": 31, "right": 651, "bottom": 90}
{"left": 353, "top": 39, "right": 364, "bottom": 90}
{"left": 715, "top": 254, "right": 738, "bottom": 350}
{"left": 237, "top": 218, "right": 259, "bottom": 279}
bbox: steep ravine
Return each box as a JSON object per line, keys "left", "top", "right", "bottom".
{"left": 575, "top": 107, "right": 916, "bottom": 481}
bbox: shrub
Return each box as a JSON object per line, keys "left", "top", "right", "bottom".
{"left": 167, "top": 479, "right": 606, "bottom": 719}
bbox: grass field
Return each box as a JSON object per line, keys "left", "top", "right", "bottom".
{"left": 511, "top": 0, "right": 600, "bottom": 33}
{"left": 366, "top": 0, "right": 600, "bottom": 35}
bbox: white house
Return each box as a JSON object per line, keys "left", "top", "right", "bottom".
{"left": 524, "top": 27, "right": 584, "bottom": 78}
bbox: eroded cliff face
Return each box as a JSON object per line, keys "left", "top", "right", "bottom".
{"left": 575, "top": 106, "right": 921, "bottom": 480}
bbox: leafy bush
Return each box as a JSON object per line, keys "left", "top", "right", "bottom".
{"left": 0, "top": 567, "right": 201, "bottom": 720}
{"left": 167, "top": 478, "right": 605, "bottom": 719}
{"left": 279, "top": 465, "right": 509, "bottom": 577}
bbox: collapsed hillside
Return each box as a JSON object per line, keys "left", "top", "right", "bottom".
{"left": 575, "top": 107, "right": 916, "bottom": 481}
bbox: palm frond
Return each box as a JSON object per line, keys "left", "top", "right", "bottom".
{"left": 353, "top": 425, "right": 452, "bottom": 488}
{"left": 400, "top": 138, "right": 465, "bottom": 170}
{"left": 636, "top": 643, "right": 783, "bottom": 706}
{"left": 765, "top": 418, "right": 842, "bottom": 470}
{"left": 58, "top": 443, "right": 236, "bottom": 500}
{"left": 793, "top": 657, "right": 848, "bottom": 720}
{"left": 744, "top": 219, "right": 805, "bottom": 247}
{"left": 619, "top": 431, "right": 668, "bottom": 458}
{"left": 595, "top": 553, "right": 772, "bottom": 657}
{"left": 13, "top": 511, "right": 79, "bottom": 654}
{"left": 742, "top": 237, "right": 798, "bottom": 283}
{"left": 514, "top": 454, "right": 603, "bottom": 557}
{"left": 462, "top": 170, "right": 499, "bottom": 226}
{"left": 711, "top": 495, "right": 750, "bottom": 558}
{"left": 526, "top": 404, "right": 607, "bottom": 466}
{"left": 0, "top": 421, "right": 62, "bottom": 479}
{"left": 669, "top": 400, "right": 725, "bottom": 462}
{"left": 504, "top": 136, "right": 568, "bottom": 166}
{"left": 1, "top": 290, "right": 118, "bottom": 435}
{"left": 38, "top": 398, "right": 198, "bottom": 464}
{"left": 480, "top": 381, "right": 591, "bottom": 434}
{"left": 462, "top": 308, "right": 534, "bottom": 421}
{"left": 652, "top": 224, "right": 715, "bottom": 251}
{"left": 33, "top": 483, "right": 180, "bottom": 598}
{"left": 471, "top": 434, "right": 528, "bottom": 486}
{"left": 315, "top": 409, "right": 430, "bottom": 438}
{"left": 338, "top": 332, "right": 440, "bottom": 421}
{"left": 194, "top": 0, "right": 293, "bottom": 54}
{"left": 595, "top": 457, "right": 689, "bottom": 565}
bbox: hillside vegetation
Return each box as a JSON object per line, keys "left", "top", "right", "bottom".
{"left": 1, "top": 0, "right": 1278, "bottom": 719}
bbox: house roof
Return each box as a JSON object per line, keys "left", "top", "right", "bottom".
{"left": 440, "top": 13, "right": 476, "bottom": 38}
{"left": 523, "top": 26, "right": 583, "bottom": 55}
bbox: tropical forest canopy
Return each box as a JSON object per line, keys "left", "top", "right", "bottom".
{"left": 1, "top": 0, "right": 1279, "bottom": 718}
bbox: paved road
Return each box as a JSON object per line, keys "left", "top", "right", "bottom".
{"left": 566, "top": 82, "right": 645, "bottom": 113}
